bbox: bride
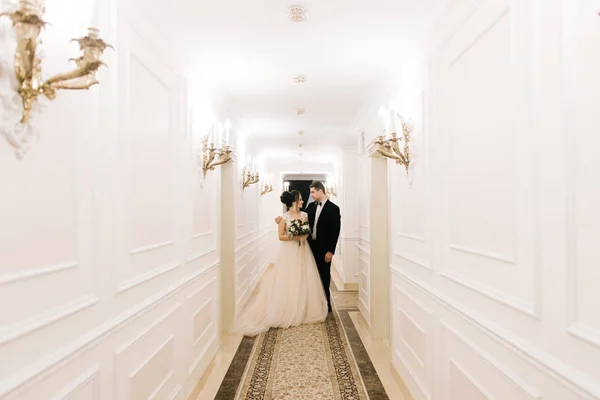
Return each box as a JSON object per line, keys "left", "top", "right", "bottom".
{"left": 233, "top": 190, "right": 328, "bottom": 336}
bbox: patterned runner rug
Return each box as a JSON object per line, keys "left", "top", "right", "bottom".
{"left": 234, "top": 311, "right": 369, "bottom": 400}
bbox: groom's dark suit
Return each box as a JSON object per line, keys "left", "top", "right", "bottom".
{"left": 306, "top": 199, "right": 341, "bottom": 312}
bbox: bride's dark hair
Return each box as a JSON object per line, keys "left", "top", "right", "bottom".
{"left": 280, "top": 190, "right": 301, "bottom": 210}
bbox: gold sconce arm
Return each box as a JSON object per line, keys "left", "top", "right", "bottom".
{"left": 201, "top": 135, "right": 233, "bottom": 177}
{"left": 376, "top": 139, "right": 407, "bottom": 164}
{"left": 375, "top": 114, "right": 411, "bottom": 173}
{"left": 242, "top": 168, "right": 260, "bottom": 190}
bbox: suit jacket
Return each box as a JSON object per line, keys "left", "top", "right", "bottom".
{"left": 305, "top": 199, "right": 341, "bottom": 255}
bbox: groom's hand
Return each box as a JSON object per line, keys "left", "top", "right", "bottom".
{"left": 274, "top": 216, "right": 282, "bottom": 224}
{"left": 325, "top": 252, "right": 333, "bottom": 263}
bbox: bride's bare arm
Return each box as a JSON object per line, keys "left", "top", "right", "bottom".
{"left": 278, "top": 220, "right": 295, "bottom": 241}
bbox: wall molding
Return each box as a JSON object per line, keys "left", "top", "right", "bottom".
{"left": 394, "top": 252, "right": 433, "bottom": 272}
{"left": 129, "top": 240, "right": 174, "bottom": 256}
{"left": 0, "top": 294, "right": 99, "bottom": 347}
{"left": 398, "top": 285, "right": 434, "bottom": 316}
{"left": 0, "top": 261, "right": 78, "bottom": 287}
{"left": 0, "top": 262, "right": 219, "bottom": 398}
{"left": 168, "top": 384, "right": 182, "bottom": 400}
{"left": 439, "top": 270, "right": 538, "bottom": 319}
{"left": 398, "top": 232, "right": 426, "bottom": 243}
{"left": 235, "top": 242, "right": 261, "bottom": 261}
{"left": 191, "top": 231, "right": 212, "bottom": 240}
{"left": 188, "top": 334, "right": 218, "bottom": 376}
{"left": 395, "top": 284, "right": 434, "bottom": 372}
{"left": 567, "top": 323, "right": 600, "bottom": 351}
{"left": 398, "top": 310, "right": 427, "bottom": 368}
{"left": 193, "top": 320, "right": 214, "bottom": 349}
{"left": 186, "top": 278, "right": 217, "bottom": 302}
{"left": 448, "top": 244, "right": 515, "bottom": 265}
{"left": 391, "top": 267, "right": 600, "bottom": 399}
{"left": 440, "top": 320, "right": 543, "bottom": 399}
{"left": 186, "top": 248, "right": 217, "bottom": 263}
{"left": 47, "top": 364, "right": 100, "bottom": 400}
{"left": 235, "top": 228, "right": 269, "bottom": 250}
{"left": 117, "top": 261, "right": 181, "bottom": 294}
{"left": 114, "top": 304, "right": 182, "bottom": 356}
{"left": 127, "top": 334, "right": 175, "bottom": 396}
{"left": 393, "top": 348, "right": 431, "bottom": 400}
{"left": 146, "top": 370, "right": 175, "bottom": 400}
{"left": 447, "top": 357, "right": 495, "bottom": 399}
{"left": 356, "top": 245, "right": 370, "bottom": 256}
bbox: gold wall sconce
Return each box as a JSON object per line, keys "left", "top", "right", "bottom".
{"left": 375, "top": 113, "right": 411, "bottom": 173}
{"left": 261, "top": 183, "right": 272, "bottom": 196}
{"left": 325, "top": 182, "right": 337, "bottom": 198}
{"left": 202, "top": 121, "right": 233, "bottom": 177}
{"left": 1, "top": 1, "right": 112, "bottom": 158}
{"left": 260, "top": 174, "right": 273, "bottom": 196}
{"left": 241, "top": 158, "right": 259, "bottom": 190}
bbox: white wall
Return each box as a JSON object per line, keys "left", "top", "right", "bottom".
{"left": 233, "top": 159, "right": 272, "bottom": 313}
{"left": 0, "top": 1, "right": 228, "bottom": 399}
{"left": 357, "top": 0, "right": 600, "bottom": 399}
{"left": 354, "top": 151, "right": 371, "bottom": 323}
{"left": 330, "top": 148, "right": 360, "bottom": 291}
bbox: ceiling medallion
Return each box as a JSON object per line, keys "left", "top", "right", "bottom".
{"left": 288, "top": 6, "right": 307, "bottom": 22}
{"left": 293, "top": 75, "right": 306, "bottom": 84}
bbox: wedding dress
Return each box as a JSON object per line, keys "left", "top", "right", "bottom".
{"left": 233, "top": 211, "right": 328, "bottom": 336}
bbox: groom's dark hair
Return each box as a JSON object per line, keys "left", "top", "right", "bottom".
{"left": 310, "top": 180, "right": 325, "bottom": 192}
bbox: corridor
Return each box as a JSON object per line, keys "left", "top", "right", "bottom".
{"left": 1, "top": 0, "right": 599, "bottom": 399}
{"left": 190, "top": 283, "right": 411, "bottom": 399}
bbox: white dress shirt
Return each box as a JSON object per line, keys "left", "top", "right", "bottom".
{"left": 312, "top": 199, "right": 327, "bottom": 240}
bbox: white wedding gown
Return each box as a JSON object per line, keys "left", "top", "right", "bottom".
{"left": 233, "top": 211, "right": 328, "bottom": 336}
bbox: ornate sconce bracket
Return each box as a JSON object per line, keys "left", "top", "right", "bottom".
{"left": 375, "top": 114, "right": 411, "bottom": 173}
{"left": 260, "top": 183, "right": 273, "bottom": 196}
{"left": 1, "top": 1, "right": 112, "bottom": 158}
{"left": 242, "top": 168, "right": 259, "bottom": 190}
{"left": 325, "top": 184, "right": 337, "bottom": 197}
{"left": 201, "top": 135, "right": 233, "bottom": 177}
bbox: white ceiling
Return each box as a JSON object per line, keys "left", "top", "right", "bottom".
{"left": 135, "top": 0, "right": 445, "bottom": 165}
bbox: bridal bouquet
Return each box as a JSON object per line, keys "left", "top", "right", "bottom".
{"left": 288, "top": 219, "right": 311, "bottom": 245}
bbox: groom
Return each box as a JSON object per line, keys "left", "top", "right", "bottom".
{"left": 276, "top": 181, "right": 341, "bottom": 312}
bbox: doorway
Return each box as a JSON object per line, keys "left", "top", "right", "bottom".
{"left": 287, "top": 180, "right": 312, "bottom": 211}
{"left": 282, "top": 173, "right": 328, "bottom": 211}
